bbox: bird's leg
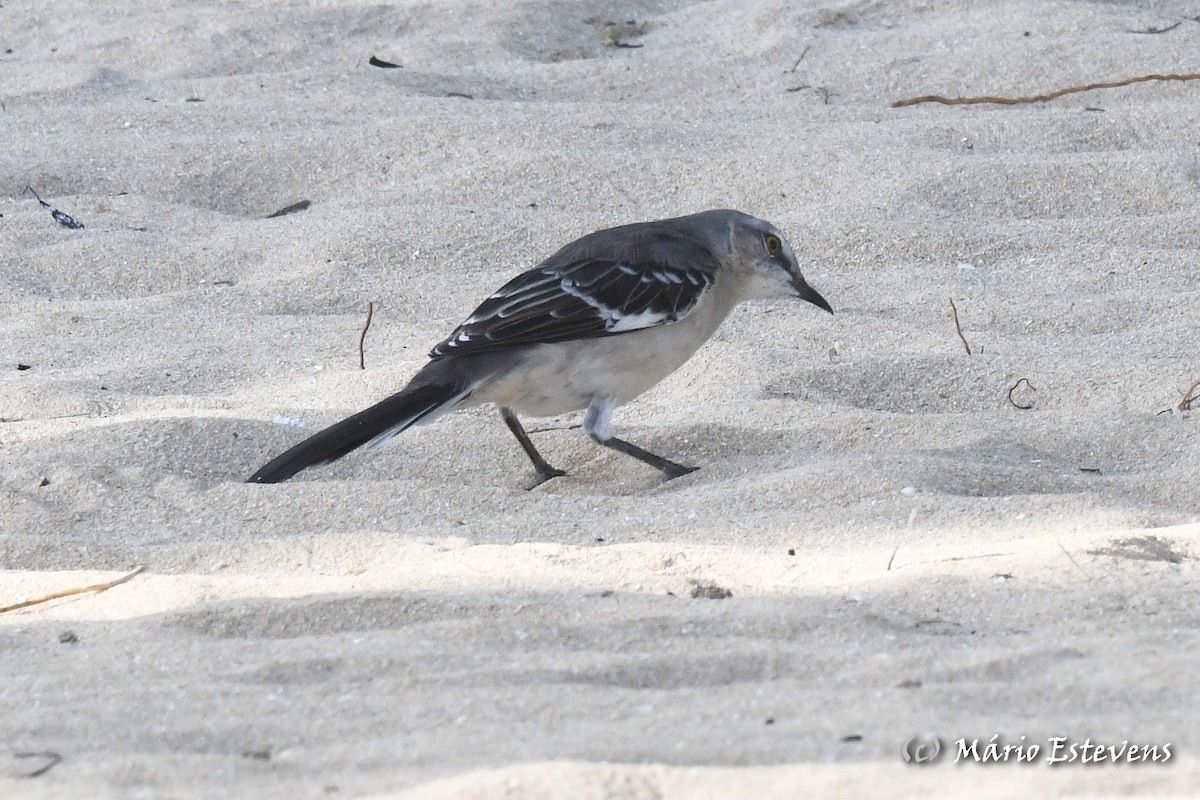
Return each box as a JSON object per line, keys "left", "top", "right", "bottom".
{"left": 593, "top": 435, "right": 698, "bottom": 479}
{"left": 583, "top": 398, "right": 698, "bottom": 480}
{"left": 501, "top": 407, "right": 567, "bottom": 486}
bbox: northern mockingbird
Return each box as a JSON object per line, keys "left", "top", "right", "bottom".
{"left": 247, "top": 209, "right": 832, "bottom": 485}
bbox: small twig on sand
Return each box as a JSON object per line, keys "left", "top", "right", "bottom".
{"left": 949, "top": 298, "right": 971, "bottom": 355}
{"left": 1177, "top": 378, "right": 1200, "bottom": 411}
{"left": 1128, "top": 21, "right": 1181, "bottom": 34}
{"left": 0, "top": 566, "right": 145, "bottom": 614}
{"left": 886, "top": 544, "right": 900, "bottom": 571}
{"left": 359, "top": 302, "right": 374, "bottom": 370}
{"left": 526, "top": 422, "right": 584, "bottom": 434}
{"left": 16, "top": 751, "right": 62, "bottom": 778}
{"left": 1057, "top": 541, "right": 1092, "bottom": 582}
{"left": 789, "top": 45, "right": 811, "bottom": 72}
{"left": 892, "top": 71, "right": 1200, "bottom": 108}
{"left": 265, "top": 200, "right": 311, "bottom": 219}
{"left": 1007, "top": 378, "right": 1036, "bottom": 410}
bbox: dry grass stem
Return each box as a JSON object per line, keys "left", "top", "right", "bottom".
{"left": 1177, "top": 378, "right": 1200, "bottom": 411}
{"left": 0, "top": 566, "right": 145, "bottom": 614}
{"left": 949, "top": 298, "right": 971, "bottom": 355}
{"left": 359, "top": 301, "right": 374, "bottom": 370}
{"left": 892, "top": 71, "right": 1200, "bottom": 108}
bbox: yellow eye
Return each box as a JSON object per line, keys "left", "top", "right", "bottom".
{"left": 765, "top": 234, "right": 782, "bottom": 256}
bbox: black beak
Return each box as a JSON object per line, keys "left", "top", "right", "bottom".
{"left": 793, "top": 276, "right": 833, "bottom": 314}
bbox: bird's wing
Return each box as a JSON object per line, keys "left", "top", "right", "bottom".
{"left": 430, "top": 228, "right": 720, "bottom": 358}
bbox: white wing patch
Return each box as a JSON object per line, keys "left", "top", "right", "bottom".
{"left": 608, "top": 310, "right": 667, "bottom": 332}
{"left": 561, "top": 276, "right": 669, "bottom": 333}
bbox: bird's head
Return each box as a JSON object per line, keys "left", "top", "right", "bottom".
{"left": 728, "top": 213, "right": 833, "bottom": 314}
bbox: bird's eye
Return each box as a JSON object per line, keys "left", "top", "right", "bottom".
{"left": 764, "top": 234, "right": 782, "bottom": 256}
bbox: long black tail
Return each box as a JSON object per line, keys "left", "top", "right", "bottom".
{"left": 247, "top": 380, "right": 467, "bottom": 483}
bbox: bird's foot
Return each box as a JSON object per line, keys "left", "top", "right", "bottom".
{"left": 660, "top": 462, "right": 699, "bottom": 480}
{"left": 527, "top": 464, "right": 568, "bottom": 490}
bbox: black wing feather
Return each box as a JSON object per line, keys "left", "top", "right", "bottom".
{"left": 430, "top": 223, "right": 720, "bottom": 358}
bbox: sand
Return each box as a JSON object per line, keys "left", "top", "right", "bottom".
{"left": 2, "top": 0, "right": 1199, "bottom": 797}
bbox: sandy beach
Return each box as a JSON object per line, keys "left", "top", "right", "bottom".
{"left": 2, "top": 0, "right": 1199, "bottom": 796}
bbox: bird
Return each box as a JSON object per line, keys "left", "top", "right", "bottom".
{"left": 247, "top": 209, "right": 832, "bottom": 486}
